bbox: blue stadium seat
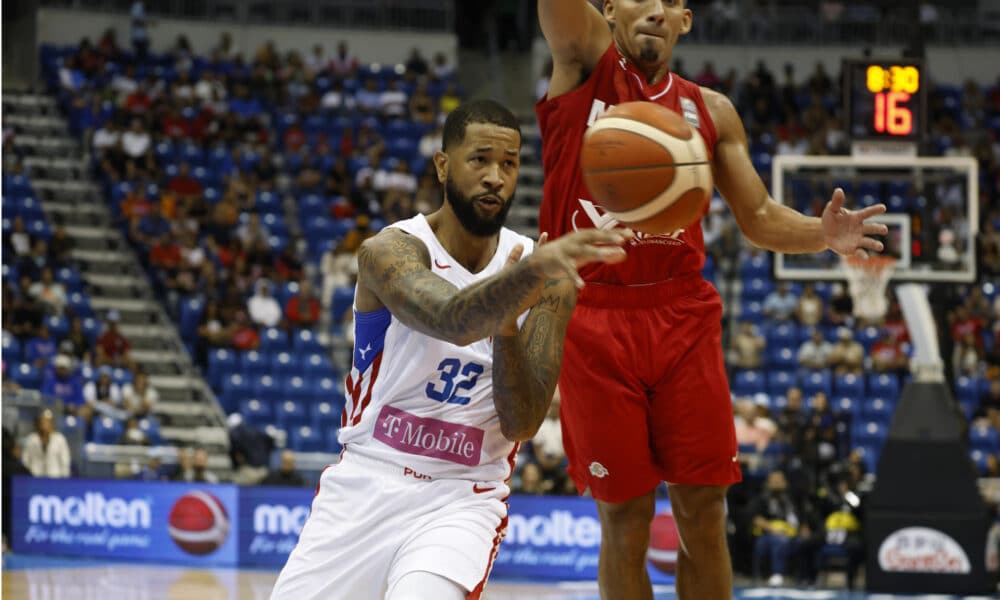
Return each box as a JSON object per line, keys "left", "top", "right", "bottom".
{"left": 240, "top": 398, "right": 272, "bottom": 427}
{"left": 856, "top": 326, "right": 882, "bottom": 353}
{"left": 854, "top": 445, "right": 881, "bottom": 473}
{"left": 276, "top": 399, "right": 310, "bottom": 430}
{"left": 46, "top": 315, "right": 69, "bottom": 338}
{"left": 852, "top": 421, "right": 888, "bottom": 446}
{"left": 61, "top": 414, "right": 84, "bottom": 438}
{"left": 326, "top": 428, "right": 343, "bottom": 453}
{"left": 272, "top": 352, "right": 300, "bottom": 378}
{"left": 3, "top": 332, "right": 22, "bottom": 363}
{"left": 253, "top": 375, "right": 281, "bottom": 403}
{"left": 208, "top": 348, "right": 238, "bottom": 389}
{"left": 178, "top": 297, "right": 204, "bottom": 341}
{"left": 862, "top": 398, "right": 895, "bottom": 425}
{"left": 56, "top": 267, "right": 83, "bottom": 293}
{"left": 766, "top": 322, "right": 797, "bottom": 346}
{"left": 801, "top": 370, "right": 832, "bottom": 398}
{"left": 222, "top": 374, "right": 251, "bottom": 412}
{"left": 314, "top": 376, "right": 343, "bottom": 404}
{"left": 768, "top": 346, "right": 798, "bottom": 370}
{"left": 868, "top": 373, "right": 899, "bottom": 399}
{"left": 112, "top": 367, "right": 132, "bottom": 385}
{"left": 741, "top": 278, "right": 774, "bottom": 302}
{"left": 740, "top": 254, "right": 771, "bottom": 280}
{"left": 290, "top": 426, "right": 324, "bottom": 452}
{"left": 766, "top": 370, "right": 797, "bottom": 396}
{"left": 739, "top": 300, "right": 764, "bottom": 325}
{"left": 260, "top": 327, "right": 290, "bottom": 353}
{"left": 137, "top": 417, "right": 161, "bottom": 446}
{"left": 732, "top": 370, "right": 765, "bottom": 396}
{"left": 92, "top": 417, "right": 123, "bottom": 444}
{"left": 10, "top": 363, "right": 41, "bottom": 389}
{"left": 332, "top": 287, "right": 355, "bottom": 323}
{"left": 834, "top": 373, "right": 865, "bottom": 398}
{"left": 293, "top": 329, "right": 324, "bottom": 354}
{"left": 67, "top": 292, "right": 93, "bottom": 318}
{"left": 833, "top": 396, "right": 859, "bottom": 417}
{"left": 285, "top": 376, "right": 311, "bottom": 403}
{"left": 311, "top": 401, "right": 341, "bottom": 430}
{"left": 969, "top": 424, "right": 1000, "bottom": 454}
{"left": 242, "top": 351, "right": 270, "bottom": 378}
{"left": 954, "top": 376, "right": 980, "bottom": 403}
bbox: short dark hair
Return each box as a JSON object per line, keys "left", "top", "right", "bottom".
{"left": 441, "top": 99, "right": 521, "bottom": 152}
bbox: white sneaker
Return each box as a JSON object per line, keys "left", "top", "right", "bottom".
{"left": 767, "top": 574, "right": 784, "bottom": 587}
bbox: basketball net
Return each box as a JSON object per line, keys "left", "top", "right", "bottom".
{"left": 842, "top": 255, "right": 896, "bottom": 323}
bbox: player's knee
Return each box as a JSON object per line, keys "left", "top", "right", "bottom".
{"left": 596, "top": 495, "right": 655, "bottom": 547}
{"left": 670, "top": 484, "right": 728, "bottom": 541}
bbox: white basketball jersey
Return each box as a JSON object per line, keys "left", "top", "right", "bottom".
{"left": 339, "top": 214, "right": 535, "bottom": 482}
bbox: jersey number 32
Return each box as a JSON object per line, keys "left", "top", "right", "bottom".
{"left": 425, "top": 358, "right": 483, "bottom": 406}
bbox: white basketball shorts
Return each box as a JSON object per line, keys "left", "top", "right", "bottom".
{"left": 270, "top": 450, "right": 509, "bottom": 600}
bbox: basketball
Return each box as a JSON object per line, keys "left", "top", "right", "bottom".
{"left": 168, "top": 491, "right": 231, "bottom": 555}
{"left": 580, "top": 101, "right": 713, "bottom": 235}
{"left": 647, "top": 511, "right": 681, "bottom": 574}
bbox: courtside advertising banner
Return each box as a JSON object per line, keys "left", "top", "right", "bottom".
{"left": 238, "top": 485, "right": 312, "bottom": 566}
{"left": 11, "top": 476, "right": 239, "bottom": 566}
{"left": 493, "top": 495, "right": 676, "bottom": 583}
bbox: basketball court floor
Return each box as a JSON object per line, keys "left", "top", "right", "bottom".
{"left": 2, "top": 554, "right": 996, "bottom": 600}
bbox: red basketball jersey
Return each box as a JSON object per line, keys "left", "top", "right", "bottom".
{"left": 536, "top": 43, "right": 719, "bottom": 287}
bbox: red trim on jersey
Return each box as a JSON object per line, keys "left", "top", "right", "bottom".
{"left": 466, "top": 514, "right": 508, "bottom": 600}
{"left": 350, "top": 352, "right": 384, "bottom": 426}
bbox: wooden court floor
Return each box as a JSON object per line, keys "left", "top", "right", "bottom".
{"left": 3, "top": 557, "right": 998, "bottom": 599}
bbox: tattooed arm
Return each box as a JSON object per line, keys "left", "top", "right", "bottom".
{"left": 492, "top": 278, "right": 577, "bottom": 441}
{"left": 355, "top": 227, "right": 628, "bottom": 347}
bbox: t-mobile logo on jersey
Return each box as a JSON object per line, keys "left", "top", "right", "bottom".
{"left": 373, "top": 405, "right": 484, "bottom": 467}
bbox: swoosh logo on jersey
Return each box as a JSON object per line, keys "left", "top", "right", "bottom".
{"left": 434, "top": 259, "right": 451, "bottom": 269}
{"left": 473, "top": 483, "right": 495, "bottom": 494}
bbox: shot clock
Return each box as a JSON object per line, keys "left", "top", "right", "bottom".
{"left": 844, "top": 58, "right": 927, "bottom": 144}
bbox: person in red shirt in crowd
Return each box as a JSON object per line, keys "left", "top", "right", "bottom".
{"left": 950, "top": 305, "right": 984, "bottom": 350}
{"left": 96, "top": 310, "right": 133, "bottom": 369}
{"left": 285, "top": 280, "right": 321, "bottom": 329}
{"left": 120, "top": 186, "right": 156, "bottom": 220}
{"left": 124, "top": 81, "right": 153, "bottom": 114}
{"left": 168, "top": 162, "right": 203, "bottom": 201}
{"left": 231, "top": 311, "right": 260, "bottom": 351}
{"left": 871, "top": 331, "right": 907, "bottom": 375}
{"left": 161, "top": 106, "right": 193, "bottom": 139}
{"left": 882, "top": 300, "right": 910, "bottom": 344}
{"left": 149, "top": 233, "right": 182, "bottom": 272}
{"left": 274, "top": 244, "right": 304, "bottom": 282}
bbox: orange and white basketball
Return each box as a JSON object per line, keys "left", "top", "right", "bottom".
{"left": 580, "top": 101, "right": 713, "bottom": 235}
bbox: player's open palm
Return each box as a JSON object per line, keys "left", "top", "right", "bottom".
{"left": 526, "top": 228, "right": 632, "bottom": 287}
{"left": 822, "top": 187, "right": 890, "bottom": 259}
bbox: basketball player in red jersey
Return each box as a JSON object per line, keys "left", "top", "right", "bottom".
{"left": 537, "top": 2, "right": 889, "bottom": 599}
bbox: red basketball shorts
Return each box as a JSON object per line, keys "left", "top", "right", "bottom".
{"left": 558, "top": 275, "right": 742, "bottom": 503}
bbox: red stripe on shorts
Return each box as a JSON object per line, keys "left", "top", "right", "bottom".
{"left": 466, "top": 514, "right": 508, "bottom": 600}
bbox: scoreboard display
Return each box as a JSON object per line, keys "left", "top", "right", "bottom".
{"left": 844, "top": 59, "right": 927, "bottom": 143}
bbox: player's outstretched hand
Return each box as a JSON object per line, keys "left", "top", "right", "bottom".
{"left": 822, "top": 188, "right": 889, "bottom": 259}
{"left": 526, "top": 228, "right": 632, "bottom": 288}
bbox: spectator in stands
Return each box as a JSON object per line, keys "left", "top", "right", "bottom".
{"left": 827, "top": 283, "right": 854, "bottom": 327}
{"left": 379, "top": 80, "right": 409, "bottom": 119}
{"left": 979, "top": 380, "right": 1000, "bottom": 417}
{"left": 18, "top": 238, "right": 49, "bottom": 282}
{"left": 58, "top": 56, "right": 86, "bottom": 92}
{"left": 320, "top": 78, "right": 356, "bottom": 114}
{"left": 167, "top": 162, "right": 203, "bottom": 202}
{"left": 829, "top": 327, "right": 864, "bottom": 375}
{"left": 118, "top": 417, "right": 149, "bottom": 446}
{"left": 231, "top": 310, "right": 260, "bottom": 351}
{"left": 797, "top": 329, "right": 833, "bottom": 370}
{"left": 871, "top": 331, "right": 907, "bottom": 374}
{"left": 814, "top": 474, "right": 865, "bottom": 589}
{"left": 236, "top": 213, "right": 270, "bottom": 249}
{"left": 190, "top": 447, "right": 220, "bottom": 483}
{"left": 121, "top": 371, "right": 157, "bottom": 417}
{"left": 953, "top": 332, "right": 982, "bottom": 376}
{"left": 950, "top": 305, "right": 984, "bottom": 348}
{"left": 25, "top": 325, "right": 58, "bottom": 370}
{"left": 10, "top": 276, "right": 44, "bottom": 340}
{"left": 29, "top": 268, "right": 67, "bottom": 316}
{"left": 3, "top": 428, "right": 31, "bottom": 550}
{"left": 84, "top": 366, "right": 125, "bottom": 419}
{"left": 330, "top": 41, "right": 359, "bottom": 77}
{"left": 750, "top": 470, "right": 814, "bottom": 587}
{"left": 404, "top": 48, "right": 429, "bottom": 77}
{"left": 274, "top": 244, "right": 304, "bottom": 282}
{"left": 413, "top": 169, "right": 443, "bottom": 215}
{"left": 795, "top": 284, "right": 823, "bottom": 326}
{"left": 261, "top": 450, "right": 306, "bottom": 487}
{"left": 42, "top": 354, "right": 89, "bottom": 421}
{"left": 439, "top": 83, "right": 462, "bottom": 116}
{"left": 285, "top": 280, "right": 321, "bottom": 329}
{"left": 21, "top": 409, "right": 71, "bottom": 478}
{"left": 121, "top": 118, "right": 151, "bottom": 163}
{"left": 776, "top": 387, "right": 806, "bottom": 451}
{"left": 430, "top": 52, "right": 454, "bottom": 80}
{"left": 729, "top": 321, "right": 766, "bottom": 369}
{"left": 4, "top": 216, "right": 33, "bottom": 257}
{"left": 356, "top": 79, "right": 381, "bottom": 114}
{"left": 764, "top": 283, "right": 798, "bottom": 321}
{"left": 734, "top": 399, "right": 777, "bottom": 452}
{"left": 62, "top": 318, "right": 91, "bottom": 364}
{"left": 409, "top": 83, "right": 437, "bottom": 125}
{"left": 248, "top": 280, "right": 282, "bottom": 328}
{"left": 129, "top": 1, "right": 149, "bottom": 62}
{"left": 532, "top": 388, "right": 569, "bottom": 494}
{"left": 47, "top": 224, "right": 74, "bottom": 269}
{"left": 96, "top": 310, "right": 133, "bottom": 369}
{"left": 517, "top": 462, "right": 549, "bottom": 495}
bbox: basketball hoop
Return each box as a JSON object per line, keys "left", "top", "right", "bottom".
{"left": 842, "top": 255, "right": 896, "bottom": 323}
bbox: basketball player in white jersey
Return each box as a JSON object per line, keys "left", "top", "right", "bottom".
{"left": 270, "top": 100, "right": 632, "bottom": 600}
